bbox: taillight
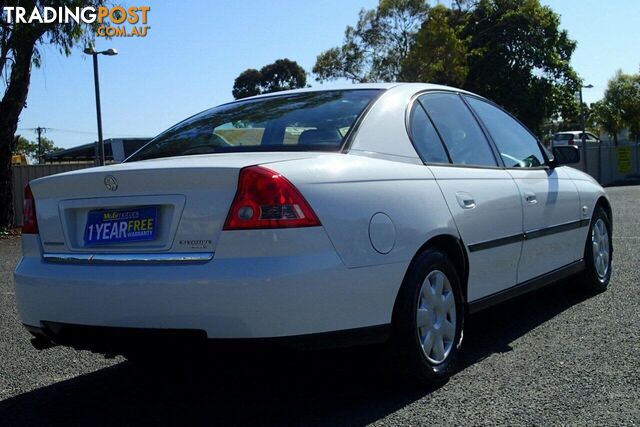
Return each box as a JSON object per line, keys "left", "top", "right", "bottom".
{"left": 22, "top": 184, "right": 39, "bottom": 234}
{"left": 224, "top": 166, "right": 321, "bottom": 230}
{"left": 568, "top": 138, "right": 574, "bottom": 145}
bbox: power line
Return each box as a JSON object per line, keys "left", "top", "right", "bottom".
{"left": 17, "top": 127, "right": 149, "bottom": 138}
{"left": 49, "top": 128, "right": 101, "bottom": 135}
{"left": 18, "top": 127, "right": 94, "bottom": 135}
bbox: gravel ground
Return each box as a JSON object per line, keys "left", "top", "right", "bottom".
{"left": 0, "top": 186, "right": 638, "bottom": 426}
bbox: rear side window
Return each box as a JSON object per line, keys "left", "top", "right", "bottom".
{"left": 128, "top": 90, "right": 380, "bottom": 161}
{"left": 418, "top": 93, "right": 497, "bottom": 167}
{"left": 465, "top": 96, "right": 544, "bottom": 168}
{"left": 408, "top": 102, "right": 449, "bottom": 163}
{"left": 553, "top": 133, "right": 573, "bottom": 141}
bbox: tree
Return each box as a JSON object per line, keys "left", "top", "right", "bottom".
{"left": 232, "top": 59, "right": 307, "bottom": 100}
{"left": 312, "top": 0, "right": 429, "bottom": 83}
{"left": 592, "top": 70, "right": 640, "bottom": 144}
{"left": 606, "top": 70, "right": 640, "bottom": 142}
{"left": 12, "top": 135, "right": 34, "bottom": 159}
{"left": 462, "top": 0, "right": 579, "bottom": 133}
{"left": 402, "top": 5, "right": 468, "bottom": 87}
{"left": 1, "top": 0, "right": 105, "bottom": 226}
{"left": 259, "top": 59, "right": 307, "bottom": 94}
{"left": 232, "top": 68, "right": 262, "bottom": 99}
{"left": 12, "top": 134, "right": 61, "bottom": 162}
{"left": 591, "top": 100, "right": 622, "bottom": 145}
{"left": 312, "top": 0, "right": 578, "bottom": 135}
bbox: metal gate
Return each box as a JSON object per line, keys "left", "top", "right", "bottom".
{"left": 574, "top": 141, "right": 640, "bottom": 186}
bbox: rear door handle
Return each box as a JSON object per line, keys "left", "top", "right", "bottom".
{"left": 456, "top": 192, "right": 476, "bottom": 209}
{"left": 524, "top": 191, "right": 537, "bottom": 204}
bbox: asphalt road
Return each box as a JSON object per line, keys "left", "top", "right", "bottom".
{"left": 1, "top": 186, "right": 639, "bottom": 426}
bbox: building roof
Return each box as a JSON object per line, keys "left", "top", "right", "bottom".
{"left": 43, "top": 138, "right": 151, "bottom": 162}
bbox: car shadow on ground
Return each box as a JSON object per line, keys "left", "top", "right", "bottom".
{"left": 0, "top": 279, "right": 593, "bottom": 426}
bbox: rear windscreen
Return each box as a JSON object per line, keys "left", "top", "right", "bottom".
{"left": 127, "top": 89, "right": 381, "bottom": 161}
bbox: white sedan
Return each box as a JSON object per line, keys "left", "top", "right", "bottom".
{"left": 14, "top": 83, "right": 613, "bottom": 384}
{"left": 552, "top": 131, "right": 601, "bottom": 147}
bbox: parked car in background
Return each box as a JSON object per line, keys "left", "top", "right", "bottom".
{"left": 552, "top": 131, "right": 601, "bottom": 147}
{"left": 14, "top": 83, "right": 613, "bottom": 385}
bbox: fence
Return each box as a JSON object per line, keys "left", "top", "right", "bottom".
{"left": 11, "top": 163, "right": 94, "bottom": 227}
{"left": 571, "top": 142, "right": 640, "bottom": 186}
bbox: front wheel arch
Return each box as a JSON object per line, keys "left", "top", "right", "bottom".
{"left": 595, "top": 196, "right": 613, "bottom": 236}
{"left": 580, "top": 204, "right": 613, "bottom": 292}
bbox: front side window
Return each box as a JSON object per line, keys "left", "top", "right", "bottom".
{"left": 465, "top": 96, "right": 545, "bottom": 168}
{"left": 418, "top": 93, "right": 497, "bottom": 167}
{"left": 128, "top": 90, "right": 380, "bottom": 161}
{"left": 408, "top": 102, "right": 449, "bottom": 164}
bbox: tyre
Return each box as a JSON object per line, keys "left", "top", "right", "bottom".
{"left": 389, "top": 248, "right": 465, "bottom": 385}
{"left": 581, "top": 206, "right": 613, "bottom": 292}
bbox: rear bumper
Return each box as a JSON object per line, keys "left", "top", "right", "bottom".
{"left": 14, "top": 234, "right": 405, "bottom": 341}
{"left": 25, "top": 322, "right": 391, "bottom": 355}
{"left": 25, "top": 322, "right": 208, "bottom": 354}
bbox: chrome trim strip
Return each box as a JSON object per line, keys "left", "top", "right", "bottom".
{"left": 524, "top": 219, "right": 591, "bottom": 240}
{"left": 43, "top": 252, "right": 214, "bottom": 264}
{"left": 467, "top": 232, "right": 523, "bottom": 252}
{"left": 468, "top": 219, "right": 590, "bottom": 253}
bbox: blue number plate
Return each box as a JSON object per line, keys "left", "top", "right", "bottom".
{"left": 84, "top": 207, "right": 158, "bottom": 246}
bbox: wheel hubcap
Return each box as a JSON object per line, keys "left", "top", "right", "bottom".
{"left": 416, "top": 270, "right": 456, "bottom": 364}
{"left": 591, "top": 218, "right": 610, "bottom": 281}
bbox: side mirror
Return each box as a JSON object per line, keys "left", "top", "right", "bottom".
{"left": 551, "top": 145, "right": 581, "bottom": 166}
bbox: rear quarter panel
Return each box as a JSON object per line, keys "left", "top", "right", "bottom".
{"left": 269, "top": 154, "right": 459, "bottom": 269}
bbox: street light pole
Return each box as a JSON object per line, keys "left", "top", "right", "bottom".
{"left": 83, "top": 47, "right": 118, "bottom": 167}
{"left": 91, "top": 53, "right": 104, "bottom": 167}
{"left": 580, "top": 83, "right": 594, "bottom": 174}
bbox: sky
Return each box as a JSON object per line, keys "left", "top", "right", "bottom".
{"left": 8, "top": 0, "right": 640, "bottom": 149}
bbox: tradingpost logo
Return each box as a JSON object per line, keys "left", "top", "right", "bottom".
{"left": 2, "top": 5, "right": 151, "bottom": 38}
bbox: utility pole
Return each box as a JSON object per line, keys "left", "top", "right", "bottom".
{"left": 35, "top": 126, "right": 45, "bottom": 164}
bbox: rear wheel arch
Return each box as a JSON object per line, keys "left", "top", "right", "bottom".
{"left": 388, "top": 234, "right": 467, "bottom": 383}
{"left": 393, "top": 234, "right": 469, "bottom": 321}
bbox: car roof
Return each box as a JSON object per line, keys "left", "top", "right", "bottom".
{"left": 220, "top": 82, "right": 480, "bottom": 106}
{"left": 555, "top": 131, "right": 595, "bottom": 135}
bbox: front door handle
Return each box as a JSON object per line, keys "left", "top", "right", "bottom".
{"left": 456, "top": 192, "right": 476, "bottom": 209}
{"left": 524, "top": 191, "right": 537, "bottom": 204}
